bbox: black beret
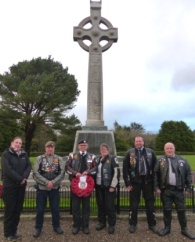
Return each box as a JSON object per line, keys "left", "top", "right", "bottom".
{"left": 78, "top": 139, "right": 88, "bottom": 145}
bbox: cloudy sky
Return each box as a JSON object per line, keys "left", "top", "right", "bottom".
{"left": 1, "top": 0, "right": 195, "bottom": 133}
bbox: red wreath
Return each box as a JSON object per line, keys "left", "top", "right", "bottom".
{"left": 71, "top": 175, "right": 94, "bottom": 197}
{"left": 0, "top": 184, "right": 3, "bottom": 199}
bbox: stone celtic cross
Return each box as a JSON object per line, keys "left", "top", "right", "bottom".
{"left": 73, "top": 0, "right": 118, "bottom": 130}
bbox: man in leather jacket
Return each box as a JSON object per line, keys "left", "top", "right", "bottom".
{"left": 123, "top": 136, "right": 158, "bottom": 234}
{"left": 154, "top": 142, "right": 195, "bottom": 240}
{"left": 66, "top": 139, "right": 97, "bottom": 235}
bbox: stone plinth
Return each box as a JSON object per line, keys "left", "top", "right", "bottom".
{"left": 73, "top": 130, "right": 116, "bottom": 155}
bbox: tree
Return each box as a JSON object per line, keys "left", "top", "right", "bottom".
{"left": 0, "top": 110, "right": 22, "bottom": 152}
{"left": 129, "top": 122, "right": 145, "bottom": 132}
{"left": 113, "top": 121, "right": 145, "bottom": 152}
{"left": 31, "top": 124, "right": 57, "bottom": 152}
{"left": 0, "top": 56, "right": 80, "bottom": 155}
{"left": 141, "top": 132, "right": 157, "bottom": 150}
{"left": 155, "top": 121, "right": 195, "bottom": 151}
{"left": 55, "top": 114, "right": 82, "bottom": 153}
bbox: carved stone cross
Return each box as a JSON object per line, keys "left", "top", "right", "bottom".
{"left": 73, "top": 0, "right": 118, "bottom": 129}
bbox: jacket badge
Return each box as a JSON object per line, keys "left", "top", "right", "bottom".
{"left": 179, "top": 159, "right": 185, "bottom": 164}
{"left": 131, "top": 171, "right": 135, "bottom": 177}
{"left": 54, "top": 158, "right": 58, "bottom": 163}
{"left": 114, "top": 157, "right": 118, "bottom": 164}
{"left": 160, "top": 158, "right": 165, "bottom": 167}
{"left": 130, "top": 153, "right": 136, "bottom": 166}
{"left": 73, "top": 154, "right": 78, "bottom": 159}
{"left": 87, "top": 155, "right": 92, "bottom": 163}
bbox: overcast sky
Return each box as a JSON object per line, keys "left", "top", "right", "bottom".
{"left": 1, "top": 0, "right": 195, "bottom": 133}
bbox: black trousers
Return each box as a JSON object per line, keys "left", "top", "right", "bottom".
{"left": 95, "top": 185, "right": 116, "bottom": 226}
{"left": 3, "top": 185, "right": 26, "bottom": 237}
{"left": 129, "top": 179, "right": 156, "bottom": 227}
{"left": 71, "top": 192, "right": 91, "bottom": 229}
{"left": 161, "top": 187, "right": 185, "bottom": 211}
{"left": 161, "top": 188, "right": 187, "bottom": 229}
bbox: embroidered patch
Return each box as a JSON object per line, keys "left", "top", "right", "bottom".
{"left": 130, "top": 153, "right": 136, "bottom": 165}
{"left": 54, "top": 158, "right": 58, "bottom": 163}
{"left": 87, "top": 155, "right": 92, "bottom": 162}
{"left": 160, "top": 158, "right": 166, "bottom": 167}
{"left": 114, "top": 157, "right": 118, "bottom": 164}
{"left": 73, "top": 154, "right": 78, "bottom": 159}
{"left": 179, "top": 160, "right": 185, "bottom": 163}
{"left": 131, "top": 171, "right": 135, "bottom": 177}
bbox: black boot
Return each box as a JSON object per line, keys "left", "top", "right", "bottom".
{"left": 178, "top": 210, "right": 195, "bottom": 240}
{"left": 181, "top": 228, "right": 195, "bottom": 240}
{"left": 159, "top": 210, "right": 171, "bottom": 236}
{"left": 159, "top": 226, "right": 170, "bottom": 236}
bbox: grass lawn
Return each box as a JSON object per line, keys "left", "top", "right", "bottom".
{"left": 182, "top": 155, "right": 195, "bottom": 171}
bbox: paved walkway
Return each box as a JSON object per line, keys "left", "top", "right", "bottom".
{"left": 0, "top": 214, "right": 195, "bottom": 242}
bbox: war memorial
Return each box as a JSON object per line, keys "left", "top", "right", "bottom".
{"left": 73, "top": 0, "right": 118, "bottom": 155}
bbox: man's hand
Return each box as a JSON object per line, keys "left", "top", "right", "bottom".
{"left": 21, "top": 178, "right": 27, "bottom": 185}
{"left": 109, "top": 187, "right": 115, "bottom": 192}
{"left": 46, "top": 181, "right": 54, "bottom": 189}
{"left": 76, "top": 173, "right": 82, "bottom": 177}
{"left": 155, "top": 189, "right": 161, "bottom": 194}
{"left": 127, "top": 185, "right": 133, "bottom": 191}
{"left": 82, "top": 171, "right": 88, "bottom": 176}
{"left": 185, "top": 191, "right": 190, "bottom": 196}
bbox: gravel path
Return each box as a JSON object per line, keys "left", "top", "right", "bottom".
{"left": 0, "top": 216, "right": 194, "bottom": 242}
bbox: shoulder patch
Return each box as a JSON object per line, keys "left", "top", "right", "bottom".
{"left": 179, "top": 159, "right": 185, "bottom": 163}
{"left": 114, "top": 157, "right": 118, "bottom": 164}
{"left": 146, "top": 152, "right": 152, "bottom": 156}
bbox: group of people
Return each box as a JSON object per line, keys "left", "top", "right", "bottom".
{"left": 0, "top": 136, "right": 195, "bottom": 241}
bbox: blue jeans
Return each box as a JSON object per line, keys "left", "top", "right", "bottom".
{"left": 35, "top": 188, "right": 60, "bottom": 229}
